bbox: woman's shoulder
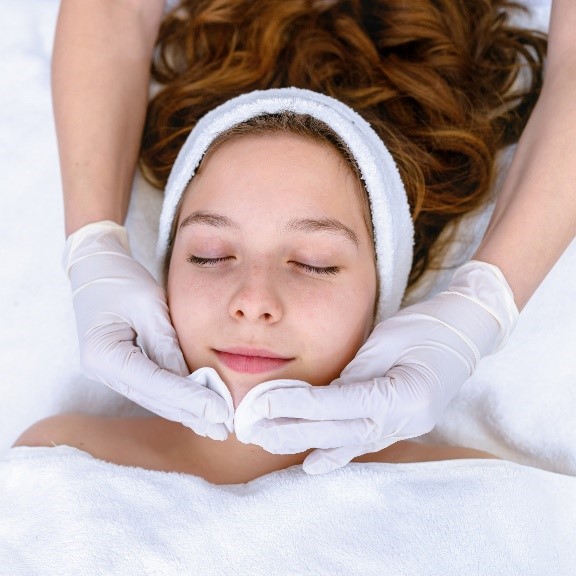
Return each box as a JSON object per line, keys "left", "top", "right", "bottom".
{"left": 353, "top": 440, "right": 498, "bottom": 464}
{"left": 14, "top": 413, "right": 113, "bottom": 449}
{"left": 12, "top": 413, "right": 169, "bottom": 466}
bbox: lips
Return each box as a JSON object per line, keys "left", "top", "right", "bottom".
{"left": 214, "top": 347, "right": 294, "bottom": 374}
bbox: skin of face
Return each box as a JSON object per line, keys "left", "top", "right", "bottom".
{"left": 167, "top": 132, "right": 377, "bottom": 408}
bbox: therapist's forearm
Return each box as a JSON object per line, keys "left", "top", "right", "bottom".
{"left": 474, "top": 0, "right": 576, "bottom": 310}
{"left": 52, "top": 0, "right": 165, "bottom": 236}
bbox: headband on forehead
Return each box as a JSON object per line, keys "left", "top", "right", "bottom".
{"left": 157, "top": 87, "right": 414, "bottom": 322}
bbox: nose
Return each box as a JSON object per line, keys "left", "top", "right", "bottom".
{"left": 228, "top": 264, "right": 283, "bottom": 324}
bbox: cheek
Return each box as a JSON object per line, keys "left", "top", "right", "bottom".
{"left": 296, "top": 276, "right": 376, "bottom": 384}
{"left": 167, "top": 265, "right": 220, "bottom": 370}
{"left": 167, "top": 286, "right": 196, "bottom": 370}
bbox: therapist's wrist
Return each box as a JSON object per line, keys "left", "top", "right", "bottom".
{"left": 64, "top": 209, "right": 127, "bottom": 237}
{"left": 62, "top": 220, "right": 131, "bottom": 274}
{"left": 446, "top": 259, "right": 519, "bottom": 354}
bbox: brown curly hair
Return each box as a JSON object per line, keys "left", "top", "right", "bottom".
{"left": 139, "top": 0, "right": 546, "bottom": 287}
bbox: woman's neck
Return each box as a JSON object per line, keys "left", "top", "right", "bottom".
{"left": 164, "top": 423, "right": 312, "bottom": 484}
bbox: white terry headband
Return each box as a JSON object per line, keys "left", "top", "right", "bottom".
{"left": 157, "top": 87, "right": 414, "bottom": 322}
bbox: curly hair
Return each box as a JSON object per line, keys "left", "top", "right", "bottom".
{"left": 139, "top": 0, "right": 546, "bottom": 287}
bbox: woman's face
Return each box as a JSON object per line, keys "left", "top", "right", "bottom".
{"left": 167, "top": 133, "right": 377, "bottom": 407}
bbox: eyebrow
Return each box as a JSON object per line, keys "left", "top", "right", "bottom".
{"left": 179, "top": 211, "right": 240, "bottom": 231}
{"left": 286, "top": 217, "right": 358, "bottom": 246}
{"left": 178, "top": 210, "right": 358, "bottom": 246}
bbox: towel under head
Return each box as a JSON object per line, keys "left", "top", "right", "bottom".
{"left": 157, "top": 87, "right": 414, "bottom": 322}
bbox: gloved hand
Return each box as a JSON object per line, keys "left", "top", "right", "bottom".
{"left": 242, "top": 260, "right": 518, "bottom": 473}
{"left": 64, "top": 220, "right": 231, "bottom": 440}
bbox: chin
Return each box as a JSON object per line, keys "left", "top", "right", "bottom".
{"left": 219, "top": 371, "right": 273, "bottom": 403}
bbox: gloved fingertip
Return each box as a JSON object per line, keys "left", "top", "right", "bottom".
{"left": 251, "top": 395, "right": 270, "bottom": 417}
{"left": 302, "top": 457, "right": 336, "bottom": 475}
{"left": 182, "top": 420, "right": 229, "bottom": 441}
{"left": 248, "top": 433, "right": 298, "bottom": 455}
{"left": 251, "top": 397, "right": 268, "bottom": 418}
{"left": 303, "top": 450, "right": 350, "bottom": 475}
{"left": 205, "top": 426, "right": 229, "bottom": 442}
{"left": 205, "top": 400, "right": 232, "bottom": 424}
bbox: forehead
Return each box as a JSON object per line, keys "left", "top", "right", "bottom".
{"left": 180, "top": 132, "right": 366, "bottom": 219}
{"left": 198, "top": 131, "right": 351, "bottom": 179}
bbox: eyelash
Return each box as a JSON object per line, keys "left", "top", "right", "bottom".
{"left": 187, "top": 256, "right": 341, "bottom": 276}
{"left": 187, "top": 256, "right": 231, "bottom": 266}
{"left": 292, "top": 262, "right": 341, "bottom": 276}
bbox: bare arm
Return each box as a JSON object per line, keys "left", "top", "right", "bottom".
{"left": 52, "top": 0, "right": 166, "bottom": 236}
{"left": 474, "top": 0, "right": 576, "bottom": 310}
{"left": 51, "top": 0, "right": 231, "bottom": 439}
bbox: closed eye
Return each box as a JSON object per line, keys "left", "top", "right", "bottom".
{"left": 187, "top": 255, "right": 233, "bottom": 266}
{"left": 292, "top": 262, "right": 341, "bottom": 276}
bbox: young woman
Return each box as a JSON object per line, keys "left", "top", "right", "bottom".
{"left": 17, "top": 92, "right": 496, "bottom": 485}
{"left": 54, "top": 0, "right": 576, "bottom": 472}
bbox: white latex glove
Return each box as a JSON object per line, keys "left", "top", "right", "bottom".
{"left": 242, "top": 260, "right": 518, "bottom": 473}
{"left": 64, "top": 220, "right": 231, "bottom": 440}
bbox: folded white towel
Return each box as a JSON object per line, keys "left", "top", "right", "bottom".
{"left": 1, "top": 445, "right": 574, "bottom": 575}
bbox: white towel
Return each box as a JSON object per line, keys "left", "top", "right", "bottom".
{"left": 1, "top": 445, "right": 575, "bottom": 575}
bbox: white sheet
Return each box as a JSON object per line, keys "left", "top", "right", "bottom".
{"left": 1, "top": 445, "right": 575, "bottom": 575}
{"left": 2, "top": 0, "right": 574, "bottom": 478}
